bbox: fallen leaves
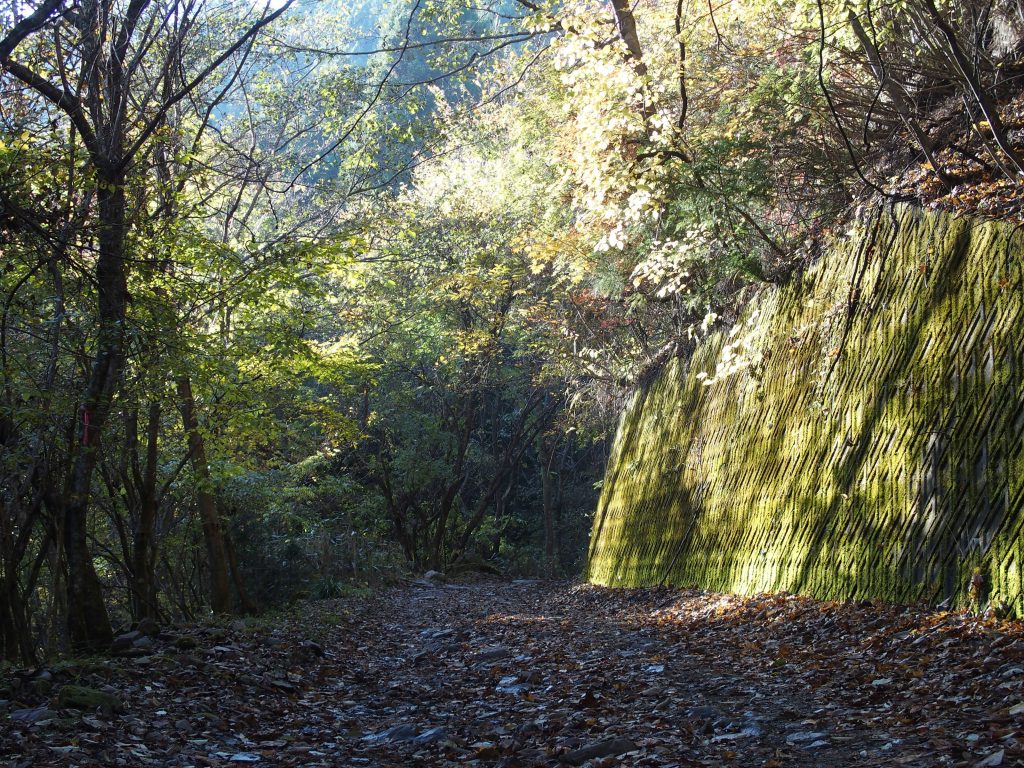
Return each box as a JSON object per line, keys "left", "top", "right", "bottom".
{"left": 886, "top": 91, "right": 1024, "bottom": 225}
{"left": 3, "top": 580, "right": 1024, "bottom": 766}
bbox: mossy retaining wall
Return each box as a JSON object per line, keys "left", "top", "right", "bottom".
{"left": 587, "top": 204, "right": 1024, "bottom": 613}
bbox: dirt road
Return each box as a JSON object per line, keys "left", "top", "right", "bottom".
{"left": 4, "top": 580, "right": 1022, "bottom": 766}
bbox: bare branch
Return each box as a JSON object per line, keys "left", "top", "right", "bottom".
{"left": 123, "top": 0, "right": 297, "bottom": 167}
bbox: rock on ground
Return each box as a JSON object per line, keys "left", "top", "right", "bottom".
{"left": 3, "top": 581, "right": 1024, "bottom": 766}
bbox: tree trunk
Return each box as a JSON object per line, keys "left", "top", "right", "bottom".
{"left": 609, "top": 0, "right": 647, "bottom": 75}
{"left": 0, "top": 565, "right": 35, "bottom": 663}
{"left": 542, "top": 437, "right": 557, "bottom": 575}
{"left": 130, "top": 401, "right": 161, "bottom": 620}
{"left": 64, "top": 175, "right": 128, "bottom": 653}
{"left": 224, "top": 526, "right": 258, "bottom": 614}
{"left": 846, "top": 9, "right": 955, "bottom": 187}
{"left": 0, "top": 471, "right": 36, "bottom": 662}
{"left": 918, "top": 0, "right": 1024, "bottom": 174}
{"left": 176, "top": 375, "right": 232, "bottom": 614}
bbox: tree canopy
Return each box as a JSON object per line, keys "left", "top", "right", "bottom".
{"left": 2, "top": 0, "right": 1023, "bottom": 660}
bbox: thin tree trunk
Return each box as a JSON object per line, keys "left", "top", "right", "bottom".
{"left": 541, "top": 437, "right": 557, "bottom": 575}
{"left": 609, "top": 0, "right": 653, "bottom": 126}
{"left": 131, "top": 401, "right": 161, "bottom": 620}
{"left": 919, "top": 0, "right": 1024, "bottom": 174}
{"left": 0, "top": 549, "right": 35, "bottom": 663}
{"left": 224, "top": 527, "right": 257, "bottom": 614}
{"left": 846, "top": 8, "right": 955, "bottom": 187}
{"left": 176, "top": 375, "right": 232, "bottom": 614}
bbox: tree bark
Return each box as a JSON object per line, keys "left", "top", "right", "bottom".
{"left": 609, "top": 0, "right": 647, "bottom": 75}
{"left": 541, "top": 436, "right": 558, "bottom": 575}
{"left": 224, "top": 526, "right": 258, "bottom": 614}
{"left": 176, "top": 375, "right": 232, "bottom": 614}
{"left": 918, "top": 0, "right": 1024, "bottom": 174}
{"left": 130, "top": 401, "right": 161, "bottom": 620}
{"left": 63, "top": 174, "right": 129, "bottom": 652}
{"left": 846, "top": 8, "right": 955, "bottom": 187}
{"left": 0, "top": 532, "right": 36, "bottom": 662}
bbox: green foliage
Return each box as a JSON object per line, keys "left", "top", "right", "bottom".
{"left": 4, "top": 0, "right": 1016, "bottom": 660}
{"left": 221, "top": 453, "right": 406, "bottom": 607}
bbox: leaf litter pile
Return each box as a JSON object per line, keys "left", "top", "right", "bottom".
{"left": 3, "top": 579, "right": 1024, "bottom": 767}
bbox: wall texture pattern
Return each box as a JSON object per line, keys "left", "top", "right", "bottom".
{"left": 587, "top": 205, "right": 1024, "bottom": 614}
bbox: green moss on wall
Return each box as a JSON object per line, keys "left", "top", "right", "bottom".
{"left": 588, "top": 204, "right": 1024, "bottom": 614}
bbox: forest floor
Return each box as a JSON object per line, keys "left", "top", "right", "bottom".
{"left": 3, "top": 579, "right": 1024, "bottom": 767}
